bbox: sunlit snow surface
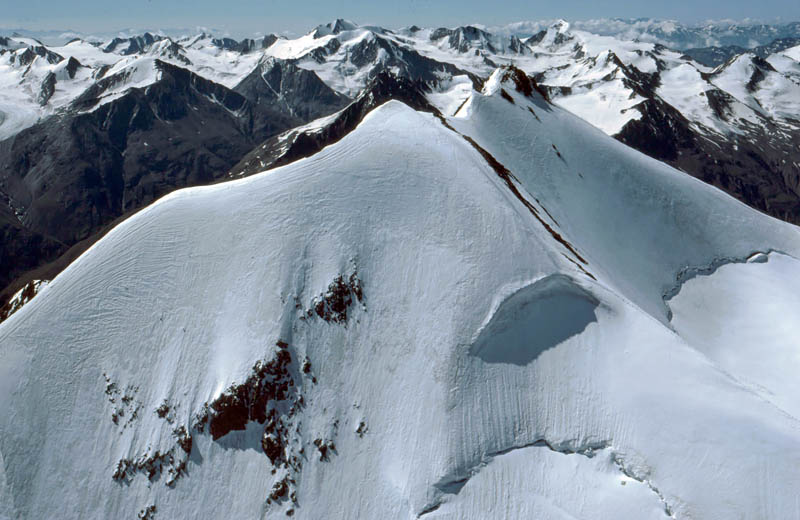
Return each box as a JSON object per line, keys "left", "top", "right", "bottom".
{"left": 2, "top": 72, "right": 800, "bottom": 519}
{"left": 670, "top": 252, "right": 800, "bottom": 418}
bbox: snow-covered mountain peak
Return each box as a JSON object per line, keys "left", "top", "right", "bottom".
{"left": 481, "top": 65, "right": 548, "bottom": 102}
{"left": 552, "top": 19, "right": 570, "bottom": 31}
{"left": 102, "top": 32, "right": 166, "bottom": 55}
{"left": 527, "top": 20, "right": 575, "bottom": 51}
{"left": 0, "top": 36, "right": 28, "bottom": 51}
{"left": 701, "top": 51, "right": 800, "bottom": 121}
{"left": 5, "top": 64, "right": 800, "bottom": 517}
{"left": 71, "top": 56, "right": 163, "bottom": 110}
{"left": 313, "top": 19, "right": 360, "bottom": 38}
{"left": 428, "top": 25, "right": 532, "bottom": 56}
{"left": 1, "top": 18, "right": 800, "bottom": 307}
{"left": 146, "top": 38, "right": 192, "bottom": 64}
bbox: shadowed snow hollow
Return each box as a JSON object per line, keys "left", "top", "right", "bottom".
{"left": 470, "top": 275, "right": 599, "bottom": 366}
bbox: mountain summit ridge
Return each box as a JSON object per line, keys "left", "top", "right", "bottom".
{"left": 1, "top": 18, "right": 799, "bottom": 327}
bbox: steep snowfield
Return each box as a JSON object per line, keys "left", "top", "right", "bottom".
{"left": 267, "top": 31, "right": 337, "bottom": 60}
{"left": 287, "top": 30, "right": 381, "bottom": 96}
{"left": 3, "top": 71, "right": 800, "bottom": 520}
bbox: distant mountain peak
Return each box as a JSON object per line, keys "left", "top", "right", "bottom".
{"left": 313, "top": 19, "right": 359, "bottom": 38}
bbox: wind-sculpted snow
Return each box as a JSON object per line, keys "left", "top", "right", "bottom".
{"left": 670, "top": 251, "right": 800, "bottom": 419}
{"left": 3, "top": 72, "right": 800, "bottom": 519}
{"left": 420, "top": 441, "right": 677, "bottom": 519}
{"left": 660, "top": 248, "right": 784, "bottom": 319}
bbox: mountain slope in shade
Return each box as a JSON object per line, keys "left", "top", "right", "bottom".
{"left": 232, "top": 57, "right": 349, "bottom": 121}
{"left": 228, "top": 72, "right": 437, "bottom": 177}
{"left": 2, "top": 69, "right": 800, "bottom": 520}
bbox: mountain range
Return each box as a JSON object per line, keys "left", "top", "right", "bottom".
{"left": 2, "top": 15, "right": 800, "bottom": 519}
{"left": 3, "top": 19, "right": 797, "bottom": 313}
{"left": 494, "top": 18, "right": 800, "bottom": 49}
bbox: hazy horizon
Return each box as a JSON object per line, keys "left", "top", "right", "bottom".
{"left": 4, "top": 0, "right": 800, "bottom": 40}
{"left": 2, "top": 17, "right": 800, "bottom": 43}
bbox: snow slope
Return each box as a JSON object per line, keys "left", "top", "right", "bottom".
{"left": 3, "top": 69, "right": 800, "bottom": 520}
{"left": 670, "top": 252, "right": 800, "bottom": 419}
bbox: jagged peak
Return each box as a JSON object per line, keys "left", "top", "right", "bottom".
{"left": 313, "top": 19, "right": 360, "bottom": 38}
{"left": 102, "top": 32, "right": 167, "bottom": 55}
{"left": 430, "top": 25, "right": 492, "bottom": 42}
{"left": 359, "top": 70, "right": 432, "bottom": 103}
{"left": 527, "top": 19, "right": 574, "bottom": 49}
{"left": 709, "top": 51, "right": 777, "bottom": 78}
{"left": 551, "top": 19, "right": 571, "bottom": 32}
{"left": 482, "top": 65, "right": 549, "bottom": 102}
{"left": 427, "top": 25, "right": 533, "bottom": 55}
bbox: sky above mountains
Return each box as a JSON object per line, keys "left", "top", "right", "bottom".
{"left": 4, "top": 0, "right": 800, "bottom": 37}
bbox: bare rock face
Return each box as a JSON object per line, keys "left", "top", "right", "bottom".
{"left": 0, "top": 279, "right": 48, "bottom": 323}
{"left": 37, "top": 72, "right": 56, "bottom": 106}
{"left": 187, "top": 340, "right": 314, "bottom": 514}
{"left": 310, "top": 272, "right": 364, "bottom": 323}
{"left": 232, "top": 58, "right": 349, "bottom": 122}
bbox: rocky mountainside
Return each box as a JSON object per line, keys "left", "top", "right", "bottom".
{"left": 3, "top": 68, "right": 800, "bottom": 520}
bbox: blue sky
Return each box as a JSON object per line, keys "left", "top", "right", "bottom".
{"left": 4, "top": 0, "right": 800, "bottom": 37}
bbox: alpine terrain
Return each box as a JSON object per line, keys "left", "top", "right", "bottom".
{"left": 2, "top": 19, "right": 800, "bottom": 313}
{"left": 1, "top": 17, "right": 800, "bottom": 520}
